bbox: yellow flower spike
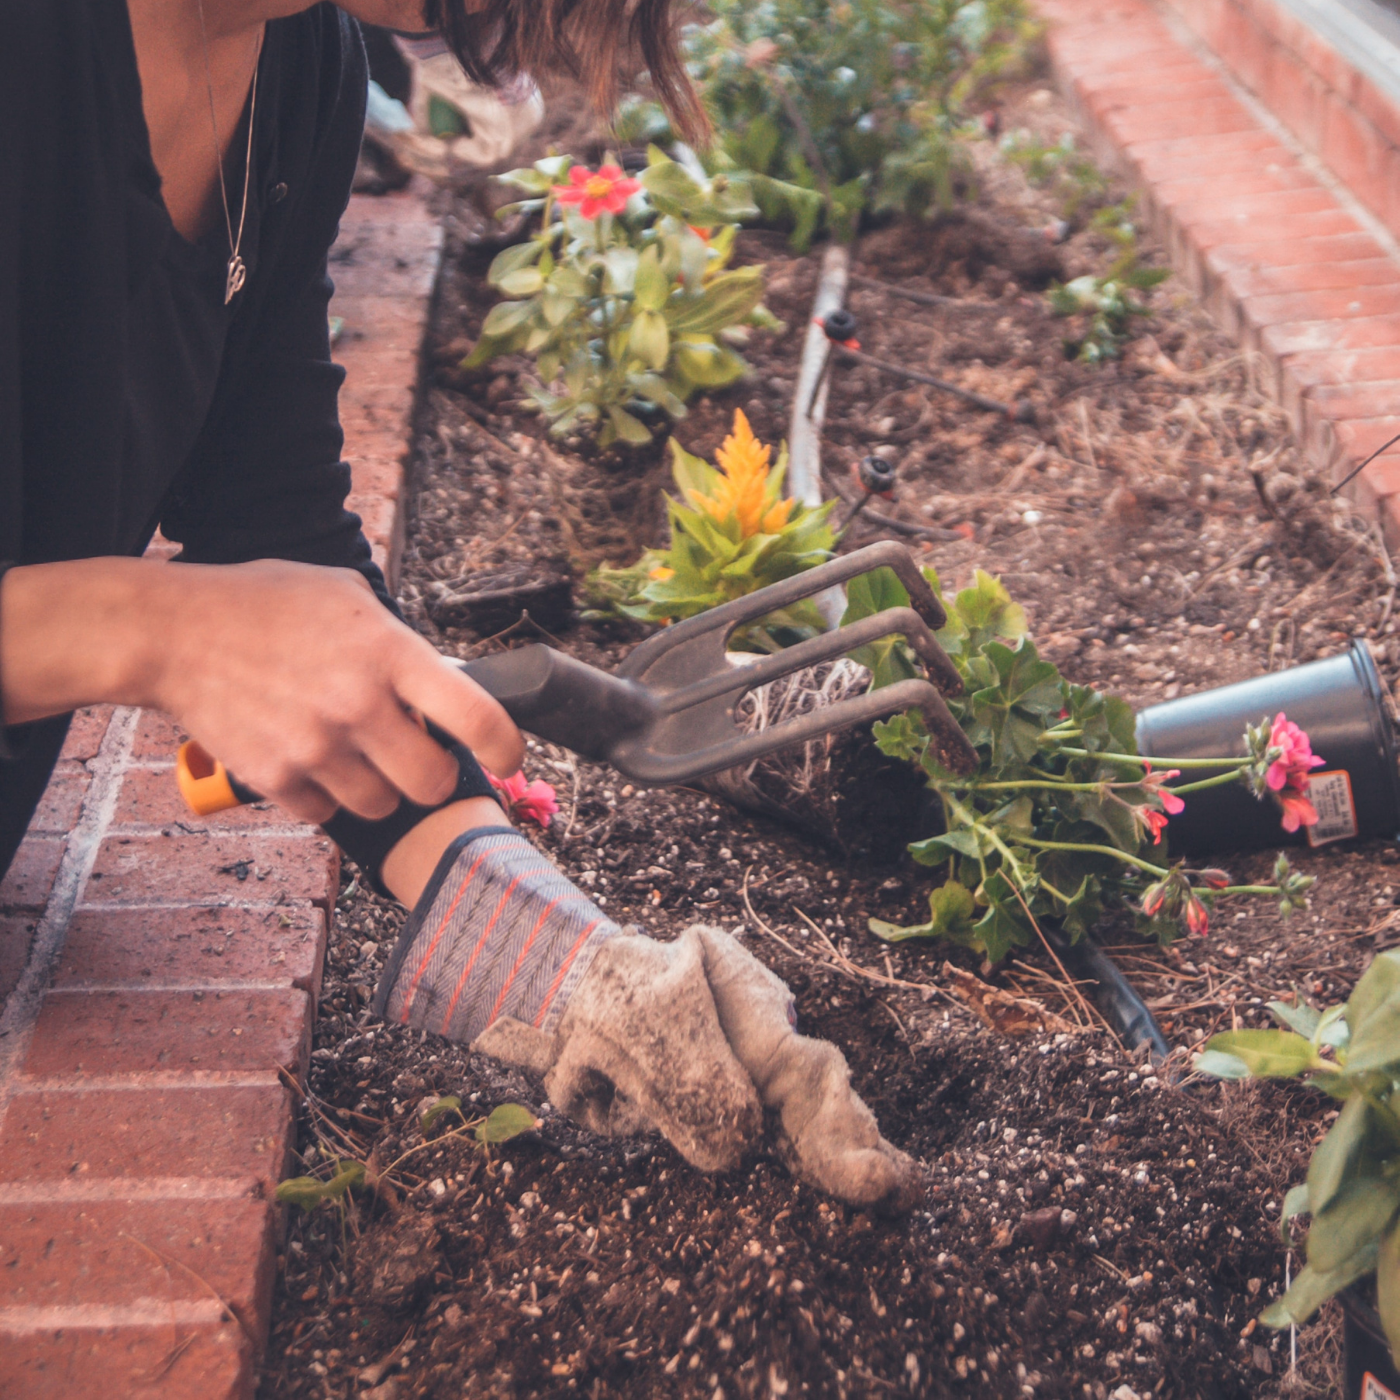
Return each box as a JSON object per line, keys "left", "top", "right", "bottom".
{"left": 690, "top": 410, "right": 793, "bottom": 538}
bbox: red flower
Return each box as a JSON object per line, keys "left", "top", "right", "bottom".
{"left": 1140, "top": 881, "right": 1167, "bottom": 917}
{"left": 1142, "top": 762, "right": 1185, "bottom": 814}
{"left": 1196, "top": 868, "right": 1231, "bottom": 890}
{"left": 1184, "top": 893, "right": 1209, "bottom": 936}
{"left": 489, "top": 771, "right": 560, "bottom": 827}
{"left": 552, "top": 164, "right": 641, "bottom": 219}
{"left": 1278, "top": 789, "right": 1319, "bottom": 834}
{"left": 1140, "top": 809, "right": 1169, "bottom": 845}
{"left": 1266, "top": 713, "right": 1324, "bottom": 794}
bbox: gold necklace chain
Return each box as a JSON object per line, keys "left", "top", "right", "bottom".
{"left": 194, "top": 0, "right": 263, "bottom": 304}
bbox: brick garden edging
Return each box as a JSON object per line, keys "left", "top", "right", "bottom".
{"left": 0, "top": 186, "right": 442, "bottom": 1399}
{"left": 1037, "top": 0, "right": 1400, "bottom": 540}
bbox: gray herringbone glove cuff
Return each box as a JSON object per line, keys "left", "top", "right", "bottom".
{"left": 373, "top": 827, "right": 620, "bottom": 1044}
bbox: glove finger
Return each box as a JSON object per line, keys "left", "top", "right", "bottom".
{"left": 548, "top": 930, "right": 763, "bottom": 1173}
{"left": 766, "top": 1035, "right": 923, "bottom": 1213}
{"left": 694, "top": 925, "right": 922, "bottom": 1212}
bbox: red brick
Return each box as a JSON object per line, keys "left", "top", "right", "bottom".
{"left": 112, "top": 767, "right": 295, "bottom": 831}
{"left": 0, "top": 1083, "right": 293, "bottom": 1191}
{"left": 348, "top": 492, "right": 406, "bottom": 587}
{"left": 0, "top": 1197, "right": 276, "bottom": 1333}
{"left": 1170, "top": 186, "right": 1340, "bottom": 228}
{"left": 58, "top": 707, "right": 112, "bottom": 763}
{"left": 1321, "top": 93, "right": 1390, "bottom": 221}
{"left": 338, "top": 382, "right": 417, "bottom": 454}
{"left": 1261, "top": 315, "right": 1400, "bottom": 360}
{"left": 1353, "top": 70, "right": 1400, "bottom": 158}
{"left": 1103, "top": 95, "right": 1258, "bottom": 145}
{"left": 53, "top": 906, "right": 326, "bottom": 997}
{"left": 0, "top": 915, "right": 37, "bottom": 1003}
{"left": 22, "top": 987, "right": 312, "bottom": 1079}
{"left": 333, "top": 294, "right": 432, "bottom": 361}
{"left": 348, "top": 455, "right": 406, "bottom": 509}
{"left": 28, "top": 764, "right": 91, "bottom": 836}
{"left": 1083, "top": 72, "right": 1232, "bottom": 121}
{"left": 1300, "top": 385, "right": 1400, "bottom": 462}
{"left": 1203, "top": 233, "right": 1387, "bottom": 276}
{"left": 1255, "top": 37, "right": 1329, "bottom": 149}
{"left": 1279, "top": 347, "right": 1400, "bottom": 419}
{"left": 129, "top": 709, "right": 190, "bottom": 760}
{"left": 0, "top": 1323, "right": 251, "bottom": 1400}
{"left": 1241, "top": 287, "right": 1400, "bottom": 330}
{"left": 81, "top": 830, "right": 337, "bottom": 908}
{"left": 1244, "top": 0, "right": 1360, "bottom": 99}
{"left": 1183, "top": 217, "right": 1365, "bottom": 268}
{"left": 329, "top": 215, "right": 442, "bottom": 301}
{"left": 1149, "top": 166, "right": 1325, "bottom": 209}
{"left": 0, "top": 838, "right": 65, "bottom": 914}
{"left": 1131, "top": 141, "right": 1297, "bottom": 185}
{"left": 1217, "top": 259, "right": 1400, "bottom": 301}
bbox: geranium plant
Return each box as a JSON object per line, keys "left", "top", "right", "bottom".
{"left": 464, "top": 150, "right": 780, "bottom": 445}
{"left": 1194, "top": 955, "right": 1400, "bottom": 1353}
{"left": 853, "top": 566, "right": 1314, "bottom": 961}
{"left": 615, "top": 0, "right": 1032, "bottom": 244}
{"left": 587, "top": 409, "right": 836, "bottom": 648}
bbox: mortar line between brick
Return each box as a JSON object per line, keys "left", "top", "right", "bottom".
{"left": 0, "top": 707, "right": 139, "bottom": 1114}
{"left": 15, "top": 1071, "right": 285, "bottom": 1091}
{"left": 1138, "top": 0, "right": 1400, "bottom": 267}
{"left": 46, "top": 980, "right": 301, "bottom": 994}
{"left": 0, "top": 1300, "right": 231, "bottom": 1333}
{"left": 0, "top": 1178, "right": 264, "bottom": 1204}
{"left": 105, "top": 823, "right": 319, "bottom": 839}
{"left": 77, "top": 898, "right": 319, "bottom": 913}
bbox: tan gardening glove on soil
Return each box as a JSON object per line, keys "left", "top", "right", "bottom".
{"left": 474, "top": 924, "right": 921, "bottom": 1213}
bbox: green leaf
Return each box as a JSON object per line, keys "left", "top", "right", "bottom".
{"left": 607, "top": 405, "right": 653, "bottom": 445}
{"left": 1059, "top": 874, "right": 1104, "bottom": 943}
{"left": 1262, "top": 1246, "right": 1379, "bottom": 1328}
{"left": 671, "top": 339, "right": 746, "bottom": 387}
{"left": 639, "top": 158, "right": 705, "bottom": 214}
{"left": 498, "top": 266, "right": 545, "bottom": 297}
{"left": 628, "top": 309, "right": 671, "bottom": 370}
{"left": 666, "top": 268, "right": 766, "bottom": 335}
{"left": 475, "top": 1103, "right": 539, "bottom": 1144}
{"left": 1282, "top": 1182, "right": 1311, "bottom": 1245}
{"left": 603, "top": 247, "right": 640, "bottom": 296}
{"left": 275, "top": 1160, "right": 366, "bottom": 1213}
{"left": 1268, "top": 998, "right": 1322, "bottom": 1040}
{"left": 1344, "top": 951, "right": 1400, "bottom": 1071}
{"left": 481, "top": 300, "right": 534, "bottom": 337}
{"left": 1378, "top": 1222, "right": 1400, "bottom": 1362}
{"left": 1310, "top": 1095, "right": 1373, "bottom": 1217}
{"left": 1193, "top": 1049, "right": 1252, "bottom": 1080}
{"left": 488, "top": 241, "right": 545, "bottom": 282}
{"left": 634, "top": 246, "right": 670, "bottom": 312}
{"left": 1198, "top": 1028, "right": 1324, "bottom": 1078}
{"left": 971, "top": 895, "right": 1030, "bottom": 965}
{"left": 1308, "top": 1177, "right": 1400, "bottom": 1274}
{"left": 420, "top": 1095, "right": 463, "bottom": 1134}
{"left": 909, "top": 827, "right": 994, "bottom": 864}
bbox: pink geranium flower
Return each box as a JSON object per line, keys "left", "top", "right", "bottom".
{"left": 552, "top": 164, "right": 641, "bottom": 219}
{"left": 1266, "top": 714, "right": 1324, "bottom": 793}
{"left": 489, "top": 771, "right": 560, "bottom": 828}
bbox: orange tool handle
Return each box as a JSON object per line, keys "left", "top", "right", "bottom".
{"left": 176, "top": 741, "right": 262, "bottom": 816}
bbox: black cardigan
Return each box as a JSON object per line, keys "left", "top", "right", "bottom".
{"left": 0, "top": 0, "right": 382, "bottom": 879}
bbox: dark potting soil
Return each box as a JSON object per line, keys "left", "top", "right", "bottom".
{"left": 257, "top": 76, "right": 1400, "bottom": 1399}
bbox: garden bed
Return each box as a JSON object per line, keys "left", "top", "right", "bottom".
{"left": 259, "top": 76, "right": 1400, "bottom": 1399}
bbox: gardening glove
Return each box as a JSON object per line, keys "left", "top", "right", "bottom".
{"left": 373, "top": 828, "right": 919, "bottom": 1209}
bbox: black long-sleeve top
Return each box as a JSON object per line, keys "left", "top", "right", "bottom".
{"left": 0, "top": 0, "right": 381, "bottom": 879}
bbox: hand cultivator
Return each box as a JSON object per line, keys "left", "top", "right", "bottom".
{"left": 175, "top": 541, "right": 975, "bottom": 812}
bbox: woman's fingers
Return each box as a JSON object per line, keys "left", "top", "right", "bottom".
{"left": 310, "top": 751, "right": 403, "bottom": 821}
{"left": 358, "top": 702, "right": 462, "bottom": 809}
{"left": 393, "top": 645, "right": 524, "bottom": 779}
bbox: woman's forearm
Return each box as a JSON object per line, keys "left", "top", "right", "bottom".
{"left": 0, "top": 557, "right": 174, "bottom": 723}
{"left": 0, "top": 555, "right": 523, "bottom": 826}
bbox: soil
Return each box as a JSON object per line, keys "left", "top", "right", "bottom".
{"left": 257, "top": 74, "right": 1400, "bottom": 1400}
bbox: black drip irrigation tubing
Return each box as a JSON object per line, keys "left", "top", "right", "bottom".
{"left": 835, "top": 344, "right": 1036, "bottom": 423}
{"left": 1041, "top": 924, "right": 1171, "bottom": 1063}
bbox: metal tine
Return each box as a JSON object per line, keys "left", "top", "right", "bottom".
{"left": 633, "top": 678, "right": 976, "bottom": 784}
{"left": 617, "top": 541, "right": 946, "bottom": 677}
{"left": 657, "top": 607, "right": 960, "bottom": 715}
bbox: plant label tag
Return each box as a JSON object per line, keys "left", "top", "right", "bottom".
{"left": 1363, "top": 1373, "right": 1400, "bottom": 1400}
{"left": 1305, "top": 770, "right": 1359, "bottom": 847}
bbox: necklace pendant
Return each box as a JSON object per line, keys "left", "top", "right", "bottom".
{"left": 224, "top": 254, "right": 247, "bottom": 305}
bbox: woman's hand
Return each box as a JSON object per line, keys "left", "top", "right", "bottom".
{"left": 1, "top": 556, "right": 523, "bottom": 824}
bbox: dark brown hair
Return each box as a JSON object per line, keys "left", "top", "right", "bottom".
{"left": 423, "top": 0, "right": 707, "bottom": 144}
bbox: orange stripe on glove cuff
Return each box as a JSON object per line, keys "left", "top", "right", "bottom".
{"left": 372, "top": 827, "right": 620, "bottom": 1044}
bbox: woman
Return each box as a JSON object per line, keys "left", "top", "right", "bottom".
{"left": 0, "top": 0, "right": 915, "bottom": 1210}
